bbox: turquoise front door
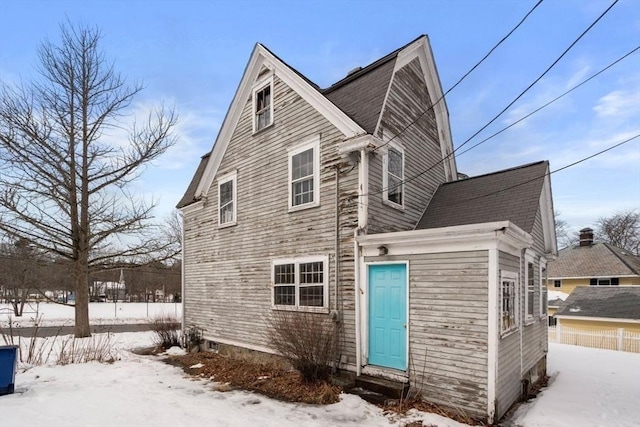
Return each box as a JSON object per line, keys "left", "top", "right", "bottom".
{"left": 368, "top": 263, "right": 407, "bottom": 370}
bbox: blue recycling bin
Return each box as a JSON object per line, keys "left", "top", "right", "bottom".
{"left": 0, "top": 345, "right": 18, "bottom": 396}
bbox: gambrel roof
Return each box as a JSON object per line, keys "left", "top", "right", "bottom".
{"left": 416, "top": 161, "right": 557, "bottom": 254}
{"left": 177, "top": 35, "right": 454, "bottom": 209}
{"left": 548, "top": 242, "right": 640, "bottom": 279}
{"left": 556, "top": 286, "right": 640, "bottom": 320}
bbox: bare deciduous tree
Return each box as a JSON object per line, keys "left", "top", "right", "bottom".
{"left": 555, "top": 210, "right": 577, "bottom": 250}
{"left": 596, "top": 209, "right": 640, "bottom": 255}
{"left": 0, "top": 23, "right": 178, "bottom": 337}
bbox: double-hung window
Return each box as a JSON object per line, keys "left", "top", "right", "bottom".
{"left": 500, "top": 270, "right": 518, "bottom": 335}
{"left": 272, "top": 256, "right": 328, "bottom": 310}
{"left": 288, "top": 137, "right": 320, "bottom": 210}
{"left": 253, "top": 76, "right": 273, "bottom": 132}
{"left": 525, "top": 260, "right": 535, "bottom": 323}
{"left": 383, "top": 145, "right": 404, "bottom": 208}
{"left": 539, "top": 262, "right": 547, "bottom": 318}
{"left": 218, "top": 172, "right": 237, "bottom": 227}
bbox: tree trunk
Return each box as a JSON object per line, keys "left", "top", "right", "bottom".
{"left": 74, "top": 256, "right": 91, "bottom": 337}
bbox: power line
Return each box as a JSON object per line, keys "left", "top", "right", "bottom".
{"left": 461, "top": 134, "right": 639, "bottom": 205}
{"left": 456, "top": 45, "right": 640, "bottom": 158}
{"left": 365, "top": 0, "right": 621, "bottom": 198}
{"left": 452, "top": 0, "right": 619, "bottom": 154}
{"left": 373, "top": 0, "right": 544, "bottom": 152}
{"left": 349, "top": 134, "right": 639, "bottom": 210}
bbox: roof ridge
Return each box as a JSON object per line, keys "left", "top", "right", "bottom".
{"left": 444, "top": 160, "right": 547, "bottom": 185}
{"left": 603, "top": 242, "right": 640, "bottom": 275}
{"left": 322, "top": 34, "right": 426, "bottom": 94}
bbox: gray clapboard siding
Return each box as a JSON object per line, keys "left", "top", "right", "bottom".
{"left": 367, "top": 58, "right": 447, "bottom": 234}
{"left": 366, "top": 250, "right": 489, "bottom": 416}
{"left": 183, "top": 75, "right": 359, "bottom": 360}
{"left": 496, "top": 251, "right": 521, "bottom": 419}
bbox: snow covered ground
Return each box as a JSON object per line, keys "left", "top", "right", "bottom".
{"left": 513, "top": 344, "right": 640, "bottom": 427}
{"left": 1, "top": 333, "right": 638, "bottom": 427}
{"left": 0, "top": 302, "right": 182, "bottom": 327}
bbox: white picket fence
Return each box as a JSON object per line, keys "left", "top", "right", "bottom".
{"left": 549, "top": 325, "right": 640, "bottom": 353}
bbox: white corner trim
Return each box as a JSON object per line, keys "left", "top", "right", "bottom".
{"left": 194, "top": 44, "right": 365, "bottom": 203}
{"left": 487, "top": 248, "right": 499, "bottom": 424}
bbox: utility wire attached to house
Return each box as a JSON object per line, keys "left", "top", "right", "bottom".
{"left": 363, "top": 0, "right": 621, "bottom": 199}
{"left": 373, "top": 0, "right": 545, "bottom": 153}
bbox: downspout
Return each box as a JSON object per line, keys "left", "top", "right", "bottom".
{"left": 334, "top": 166, "right": 340, "bottom": 313}
{"left": 354, "top": 230, "right": 361, "bottom": 376}
{"left": 179, "top": 211, "right": 186, "bottom": 335}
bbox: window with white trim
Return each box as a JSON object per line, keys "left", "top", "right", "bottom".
{"left": 218, "top": 173, "right": 237, "bottom": 227}
{"left": 589, "top": 277, "right": 619, "bottom": 286}
{"left": 501, "top": 270, "right": 518, "bottom": 334}
{"left": 553, "top": 280, "right": 561, "bottom": 288}
{"left": 252, "top": 77, "right": 273, "bottom": 132}
{"left": 383, "top": 145, "right": 404, "bottom": 207}
{"left": 272, "top": 256, "right": 328, "bottom": 309}
{"left": 540, "top": 262, "right": 547, "bottom": 318}
{"left": 525, "top": 260, "right": 535, "bottom": 322}
{"left": 288, "top": 137, "right": 320, "bottom": 210}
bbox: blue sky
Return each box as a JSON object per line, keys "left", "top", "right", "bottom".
{"left": 1, "top": 0, "right": 639, "bottom": 238}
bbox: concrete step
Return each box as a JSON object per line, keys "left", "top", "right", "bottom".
{"left": 354, "top": 374, "right": 410, "bottom": 400}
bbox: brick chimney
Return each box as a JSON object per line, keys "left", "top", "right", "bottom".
{"left": 579, "top": 227, "right": 594, "bottom": 246}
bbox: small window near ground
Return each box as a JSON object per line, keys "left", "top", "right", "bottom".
{"left": 218, "top": 173, "right": 237, "bottom": 227}
{"left": 272, "top": 256, "right": 328, "bottom": 310}
{"left": 553, "top": 280, "right": 561, "bottom": 288}
{"left": 501, "top": 271, "right": 518, "bottom": 335}
{"left": 383, "top": 146, "right": 404, "bottom": 208}
{"left": 253, "top": 77, "right": 273, "bottom": 132}
{"left": 288, "top": 137, "right": 320, "bottom": 211}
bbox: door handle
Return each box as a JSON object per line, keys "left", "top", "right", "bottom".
{"left": 403, "top": 323, "right": 407, "bottom": 328}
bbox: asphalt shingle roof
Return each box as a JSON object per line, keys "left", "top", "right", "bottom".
{"left": 555, "top": 286, "right": 640, "bottom": 320}
{"left": 548, "top": 242, "right": 640, "bottom": 278}
{"left": 176, "top": 37, "right": 421, "bottom": 209}
{"left": 176, "top": 153, "right": 210, "bottom": 209}
{"left": 416, "top": 161, "right": 548, "bottom": 233}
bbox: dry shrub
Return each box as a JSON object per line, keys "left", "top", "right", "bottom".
{"left": 56, "top": 333, "right": 117, "bottom": 365}
{"left": 1, "top": 316, "right": 117, "bottom": 366}
{"left": 150, "top": 314, "right": 181, "bottom": 349}
{"left": 267, "top": 310, "right": 337, "bottom": 383}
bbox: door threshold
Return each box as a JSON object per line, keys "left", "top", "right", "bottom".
{"left": 361, "top": 365, "right": 408, "bottom": 382}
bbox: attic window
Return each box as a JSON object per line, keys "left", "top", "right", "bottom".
{"left": 253, "top": 76, "right": 273, "bottom": 133}
{"left": 383, "top": 145, "right": 404, "bottom": 208}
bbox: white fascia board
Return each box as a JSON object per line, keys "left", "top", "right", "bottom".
{"left": 194, "top": 44, "right": 365, "bottom": 201}
{"left": 338, "top": 134, "right": 384, "bottom": 154}
{"left": 392, "top": 36, "right": 457, "bottom": 182}
{"left": 555, "top": 315, "right": 640, "bottom": 324}
{"left": 357, "top": 221, "right": 532, "bottom": 257}
{"left": 179, "top": 200, "right": 204, "bottom": 215}
{"left": 540, "top": 166, "right": 558, "bottom": 257}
